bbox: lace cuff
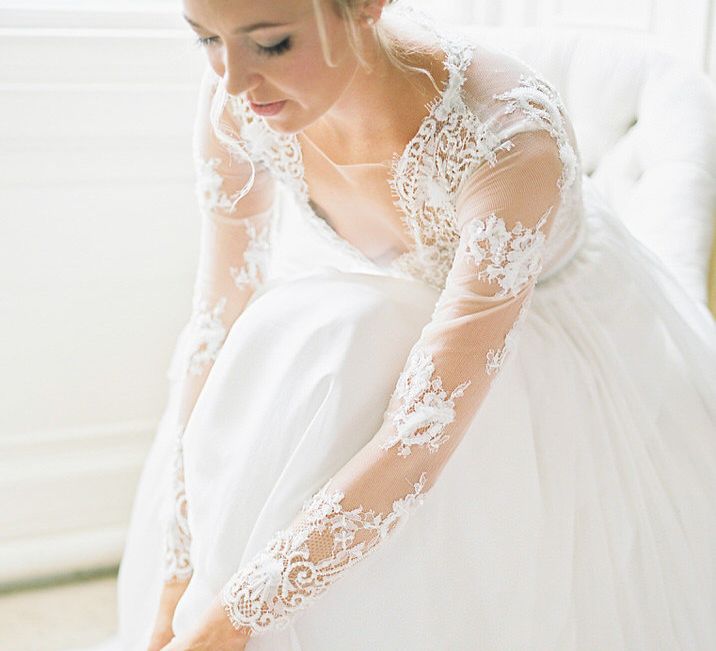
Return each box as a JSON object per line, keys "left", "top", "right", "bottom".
{"left": 219, "top": 473, "right": 427, "bottom": 632}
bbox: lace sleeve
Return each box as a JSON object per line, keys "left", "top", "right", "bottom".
{"left": 162, "top": 67, "right": 276, "bottom": 584}
{"left": 216, "top": 78, "right": 577, "bottom": 634}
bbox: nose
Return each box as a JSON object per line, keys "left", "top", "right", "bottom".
{"left": 221, "top": 50, "right": 261, "bottom": 97}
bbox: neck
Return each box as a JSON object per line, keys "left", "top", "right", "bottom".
{"left": 304, "top": 29, "right": 443, "bottom": 163}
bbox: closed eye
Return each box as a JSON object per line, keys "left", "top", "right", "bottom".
{"left": 193, "top": 35, "right": 292, "bottom": 57}
{"left": 255, "top": 36, "right": 292, "bottom": 57}
{"left": 194, "top": 35, "right": 219, "bottom": 48}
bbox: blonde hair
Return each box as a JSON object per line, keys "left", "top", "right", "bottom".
{"left": 315, "top": 0, "right": 440, "bottom": 95}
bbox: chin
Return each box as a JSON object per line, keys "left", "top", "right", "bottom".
{"left": 263, "top": 111, "right": 312, "bottom": 136}
{"left": 263, "top": 119, "right": 300, "bottom": 135}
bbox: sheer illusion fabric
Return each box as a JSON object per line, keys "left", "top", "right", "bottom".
{"left": 162, "top": 15, "right": 584, "bottom": 634}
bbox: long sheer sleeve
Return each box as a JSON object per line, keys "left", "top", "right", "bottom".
{"left": 161, "top": 68, "right": 276, "bottom": 584}
{"left": 218, "top": 74, "right": 577, "bottom": 635}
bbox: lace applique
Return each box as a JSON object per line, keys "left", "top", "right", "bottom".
{"left": 464, "top": 208, "right": 551, "bottom": 298}
{"left": 387, "top": 102, "right": 515, "bottom": 289}
{"left": 229, "top": 219, "right": 271, "bottom": 290}
{"left": 380, "top": 345, "right": 471, "bottom": 457}
{"left": 219, "top": 9, "right": 581, "bottom": 293}
{"left": 163, "top": 427, "right": 193, "bottom": 582}
{"left": 218, "top": 14, "right": 502, "bottom": 290}
{"left": 386, "top": 39, "right": 511, "bottom": 290}
{"left": 184, "top": 296, "right": 229, "bottom": 376}
{"left": 493, "top": 74, "right": 578, "bottom": 194}
{"left": 195, "top": 157, "right": 240, "bottom": 215}
{"left": 225, "top": 96, "right": 389, "bottom": 273}
{"left": 227, "top": 96, "right": 307, "bottom": 202}
{"left": 485, "top": 292, "right": 533, "bottom": 375}
{"left": 221, "top": 472, "right": 429, "bottom": 634}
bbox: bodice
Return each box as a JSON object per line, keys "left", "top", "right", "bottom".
{"left": 223, "top": 4, "right": 586, "bottom": 290}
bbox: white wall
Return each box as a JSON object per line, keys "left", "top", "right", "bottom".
{"left": 0, "top": 4, "right": 206, "bottom": 585}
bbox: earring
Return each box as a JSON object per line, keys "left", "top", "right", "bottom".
{"left": 365, "top": 15, "right": 376, "bottom": 26}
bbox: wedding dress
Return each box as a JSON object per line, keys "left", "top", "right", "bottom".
{"left": 82, "top": 4, "right": 716, "bottom": 650}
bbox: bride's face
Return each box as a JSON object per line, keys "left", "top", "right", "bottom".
{"left": 182, "top": 0, "right": 364, "bottom": 133}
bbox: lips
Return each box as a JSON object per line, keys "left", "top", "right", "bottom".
{"left": 248, "top": 99, "right": 287, "bottom": 116}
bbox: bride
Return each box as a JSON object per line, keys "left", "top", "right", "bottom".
{"left": 96, "top": 0, "right": 716, "bottom": 649}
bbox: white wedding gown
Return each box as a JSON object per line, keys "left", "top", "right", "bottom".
{"left": 80, "top": 5, "right": 716, "bottom": 650}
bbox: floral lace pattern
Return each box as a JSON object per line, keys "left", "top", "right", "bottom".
{"left": 223, "top": 24, "right": 579, "bottom": 292}
{"left": 493, "top": 74, "right": 578, "bottom": 193}
{"left": 380, "top": 345, "right": 471, "bottom": 457}
{"left": 195, "top": 154, "right": 271, "bottom": 290}
{"left": 385, "top": 33, "right": 483, "bottom": 288}
{"left": 183, "top": 296, "right": 229, "bottom": 376}
{"left": 229, "top": 219, "right": 271, "bottom": 290}
{"left": 485, "top": 292, "right": 533, "bottom": 375}
{"left": 163, "top": 426, "right": 193, "bottom": 582}
{"left": 464, "top": 208, "right": 552, "bottom": 298}
{"left": 492, "top": 73, "right": 582, "bottom": 268}
{"left": 195, "top": 156, "right": 240, "bottom": 215}
{"left": 221, "top": 472, "right": 428, "bottom": 634}
{"left": 222, "top": 12, "right": 507, "bottom": 288}
{"left": 226, "top": 96, "right": 306, "bottom": 202}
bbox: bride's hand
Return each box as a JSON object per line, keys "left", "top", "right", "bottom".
{"left": 146, "top": 577, "right": 191, "bottom": 651}
{"left": 159, "top": 595, "right": 252, "bottom": 651}
{"left": 159, "top": 632, "right": 247, "bottom": 651}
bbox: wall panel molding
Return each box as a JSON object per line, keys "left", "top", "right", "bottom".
{"left": 0, "top": 4, "right": 205, "bottom": 587}
{"left": 0, "top": 422, "right": 154, "bottom": 586}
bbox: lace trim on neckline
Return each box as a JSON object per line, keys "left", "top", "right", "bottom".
{"left": 226, "top": 12, "right": 481, "bottom": 281}
{"left": 293, "top": 24, "right": 476, "bottom": 275}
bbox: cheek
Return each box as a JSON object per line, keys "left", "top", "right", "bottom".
{"left": 283, "top": 48, "right": 332, "bottom": 96}
{"left": 281, "top": 39, "right": 354, "bottom": 107}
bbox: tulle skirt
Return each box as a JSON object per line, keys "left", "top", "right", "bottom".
{"left": 82, "top": 178, "right": 716, "bottom": 650}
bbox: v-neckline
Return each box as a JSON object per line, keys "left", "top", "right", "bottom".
{"left": 287, "top": 30, "right": 473, "bottom": 273}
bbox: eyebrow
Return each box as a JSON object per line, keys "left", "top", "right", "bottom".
{"left": 183, "top": 15, "right": 289, "bottom": 33}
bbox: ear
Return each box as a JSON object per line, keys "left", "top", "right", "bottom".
{"left": 359, "top": 0, "right": 388, "bottom": 27}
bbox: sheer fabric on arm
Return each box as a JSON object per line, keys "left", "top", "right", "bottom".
{"left": 162, "top": 69, "right": 276, "bottom": 583}
{"left": 219, "top": 74, "right": 575, "bottom": 634}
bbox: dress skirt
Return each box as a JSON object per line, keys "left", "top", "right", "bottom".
{"left": 87, "top": 177, "right": 716, "bottom": 650}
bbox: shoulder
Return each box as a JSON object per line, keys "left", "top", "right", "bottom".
{"left": 387, "top": 2, "right": 562, "bottom": 116}
{"left": 448, "top": 38, "right": 581, "bottom": 196}
{"left": 459, "top": 39, "right": 578, "bottom": 172}
{"left": 458, "top": 38, "right": 564, "bottom": 125}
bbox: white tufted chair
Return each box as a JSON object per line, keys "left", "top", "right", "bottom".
{"left": 459, "top": 25, "right": 716, "bottom": 316}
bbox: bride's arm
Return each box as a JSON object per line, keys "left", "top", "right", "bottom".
{"left": 153, "top": 64, "right": 275, "bottom": 633}
{"left": 206, "top": 78, "right": 578, "bottom": 640}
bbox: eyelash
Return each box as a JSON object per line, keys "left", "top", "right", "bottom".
{"left": 193, "top": 35, "right": 292, "bottom": 57}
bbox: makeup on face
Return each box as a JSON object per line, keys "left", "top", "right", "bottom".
{"left": 249, "top": 99, "right": 288, "bottom": 116}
